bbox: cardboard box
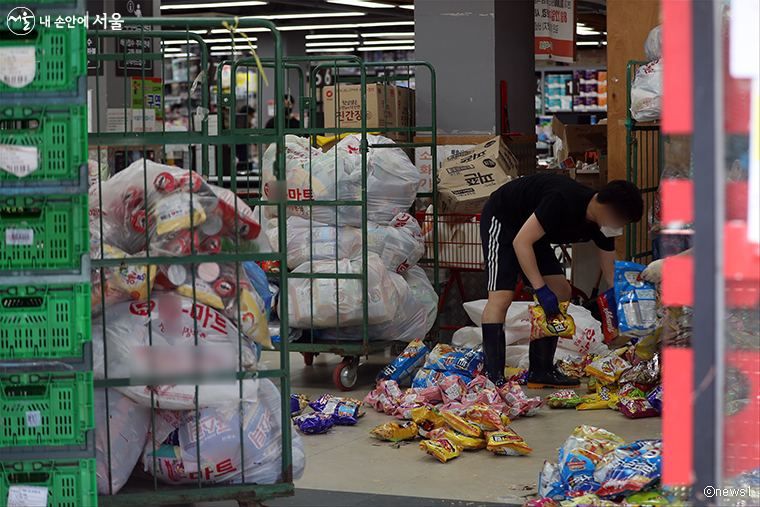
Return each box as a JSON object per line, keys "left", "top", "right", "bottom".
{"left": 437, "top": 137, "right": 519, "bottom": 214}
{"left": 571, "top": 148, "right": 608, "bottom": 191}
{"left": 323, "top": 84, "right": 395, "bottom": 129}
{"left": 552, "top": 115, "right": 607, "bottom": 162}
{"left": 395, "top": 86, "right": 411, "bottom": 127}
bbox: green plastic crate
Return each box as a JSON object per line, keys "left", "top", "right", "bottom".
{"left": 0, "top": 371, "right": 94, "bottom": 449}
{"left": 0, "top": 193, "right": 88, "bottom": 273}
{"left": 0, "top": 23, "right": 86, "bottom": 94}
{"left": 0, "top": 283, "right": 91, "bottom": 362}
{"left": 0, "top": 459, "right": 96, "bottom": 507}
{"left": 0, "top": 105, "right": 88, "bottom": 185}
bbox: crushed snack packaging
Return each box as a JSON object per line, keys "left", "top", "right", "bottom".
{"left": 441, "top": 411, "right": 483, "bottom": 438}
{"left": 290, "top": 394, "right": 310, "bottom": 416}
{"left": 411, "top": 405, "right": 448, "bottom": 437}
{"left": 529, "top": 298, "right": 576, "bottom": 341}
{"left": 618, "top": 354, "right": 659, "bottom": 385}
{"left": 424, "top": 343, "right": 484, "bottom": 377}
{"left": 376, "top": 338, "right": 430, "bottom": 383}
{"left": 485, "top": 428, "right": 532, "bottom": 456}
{"left": 556, "top": 356, "right": 588, "bottom": 379}
{"left": 614, "top": 261, "right": 659, "bottom": 337}
{"left": 617, "top": 397, "right": 660, "bottom": 419}
{"left": 576, "top": 387, "right": 620, "bottom": 411}
{"left": 499, "top": 382, "right": 545, "bottom": 418}
{"left": 620, "top": 491, "right": 672, "bottom": 506}
{"left": 377, "top": 380, "right": 404, "bottom": 404}
{"left": 463, "top": 403, "right": 508, "bottom": 431}
{"left": 646, "top": 385, "right": 662, "bottom": 413}
{"left": 370, "top": 421, "right": 419, "bottom": 442}
{"left": 419, "top": 438, "right": 462, "bottom": 463}
{"left": 503, "top": 367, "right": 528, "bottom": 384}
{"left": 294, "top": 412, "right": 334, "bottom": 434}
{"left": 560, "top": 494, "right": 620, "bottom": 506}
{"left": 618, "top": 383, "right": 646, "bottom": 398}
{"left": 439, "top": 375, "right": 468, "bottom": 404}
{"left": 594, "top": 440, "right": 662, "bottom": 498}
{"left": 309, "top": 395, "right": 363, "bottom": 425}
{"left": 539, "top": 460, "right": 564, "bottom": 500}
{"left": 466, "top": 375, "right": 497, "bottom": 394}
{"left": 523, "top": 499, "right": 562, "bottom": 507}
{"left": 547, "top": 390, "right": 584, "bottom": 409}
{"left": 585, "top": 355, "right": 632, "bottom": 385}
{"left": 426, "top": 428, "right": 486, "bottom": 451}
{"left": 558, "top": 425, "right": 626, "bottom": 497}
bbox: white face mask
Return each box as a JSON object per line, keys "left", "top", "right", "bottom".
{"left": 600, "top": 225, "right": 624, "bottom": 237}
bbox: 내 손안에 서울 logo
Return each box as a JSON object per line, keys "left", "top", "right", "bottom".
{"left": 6, "top": 7, "right": 36, "bottom": 35}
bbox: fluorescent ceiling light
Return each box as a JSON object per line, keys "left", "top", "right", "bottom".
{"left": 305, "top": 41, "right": 360, "bottom": 46}
{"left": 576, "top": 41, "right": 607, "bottom": 46}
{"left": 162, "top": 37, "right": 258, "bottom": 45}
{"left": 211, "top": 45, "right": 257, "bottom": 50}
{"left": 360, "top": 32, "right": 413, "bottom": 37}
{"left": 161, "top": 1, "right": 267, "bottom": 10}
{"left": 163, "top": 47, "right": 183, "bottom": 52}
{"left": 209, "top": 20, "right": 412, "bottom": 35}
{"left": 399, "top": 4, "right": 414, "bottom": 9}
{"left": 256, "top": 11, "right": 365, "bottom": 20}
{"left": 305, "top": 47, "right": 357, "bottom": 53}
{"left": 357, "top": 45, "right": 414, "bottom": 51}
{"left": 166, "top": 53, "right": 197, "bottom": 58}
{"left": 327, "top": 0, "right": 395, "bottom": 8}
{"left": 306, "top": 33, "right": 359, "bottom": 39}
{"left": 362, "top": 39, "right": 414, "bottom": 45}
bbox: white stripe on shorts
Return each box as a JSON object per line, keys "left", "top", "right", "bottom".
{"left": 487, "top": 216, "right": 501, "bottom": 291}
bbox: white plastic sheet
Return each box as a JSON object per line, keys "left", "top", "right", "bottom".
{"left": 630, "top": 59, "right": 662, "bottom": 122}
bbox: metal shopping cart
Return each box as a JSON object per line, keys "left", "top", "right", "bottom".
{"left": 416, "top": 212, "right": 590, "bottom": 330}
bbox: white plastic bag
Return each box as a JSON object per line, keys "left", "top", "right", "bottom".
{"left": 139, "top": 379, "right": 306, "bottom": 485}
{"left": 644, "top": 25, "right": 662, "bottom": 61}
{"left": 92, "top": 295, "right": 259, "bottom": 409}
{"left": 403, "top": 265, "right": 438, "bottom": 334}
{"left": 95, "top": 389, "right": 151, "bottom": 495}
{"left": 286, "top": 254, "right": 399, "bottom": 328}
{"left": 265, "top": 216, "right": 362, "bottom": 270}
{"left": 367, "top": 213, "right": 424, "bottom": 274}
{"left": 462, "top": 300, "right": 607, "bottom": 368}
{"left": 320, "top": 272, "right": 427, "bottom": 343}
{"left": 451, "top": 326, "right": 482, "bottom": 349}
{"left": 630, "top": 59, "right": 662, "bottom": 122}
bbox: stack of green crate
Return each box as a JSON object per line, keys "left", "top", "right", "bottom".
{"left": 0, "top": 1, "right": 95, "bottom": 506}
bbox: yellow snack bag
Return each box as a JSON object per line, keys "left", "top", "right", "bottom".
{"left": 486, "top": 429, "right": 533, "bottom": 456}
{"left": 177, "top": 279, "right": 224, "bottom": 310}
{"left": 411, "top": 405, "right": 447, "bottom": 437}
{"left": 529, "top": 299, "right": 576, "bottom": 341}
{"left": 441, "top": 411, "right": 483, "bottom": 439}
{"left": 585, "top": 355, "right": 631, "bottom": 384}
{"left": 419, "top": 438, "right": 462, "bottom": 463}
{"left": 154, "top": 192, "right": 207, "bottom": 236}
{"left": 370, "top": 421, "right": 418, "bottom": 442}
{"left": 463, "top": 403, "right": 508, "bottom": 432}
{"left": 426, "top": 428, "right": 486, "bottom": 450}
{"left": 576, "top": 388, "right": 620, "bottom": 411}
{"left": 238, "top": 289, "right": 273, "bottom": 349}
{"left": 112, "top": 263, "right": 157, "bottom": 300}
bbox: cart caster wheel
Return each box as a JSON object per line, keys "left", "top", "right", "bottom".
{"left": 303, "top": 352, "right": 316, "bottom": 366}
{"left": 334, "top": 361, "right": 358, "bottom": 391}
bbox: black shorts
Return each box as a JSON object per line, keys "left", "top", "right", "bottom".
{"left": 480, "top": 200, "right": 564, "bottom": 292}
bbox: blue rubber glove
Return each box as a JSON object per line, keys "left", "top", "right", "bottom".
{"left": 535, "top": 285, "right": 560, "bottom": 318}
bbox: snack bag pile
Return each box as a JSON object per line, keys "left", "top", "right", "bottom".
{"left": 376, "top": 338, "right": 430, "bottom": 384}
{"left": 614, "top": 261, "right": 659, "bottom": 337}
{"left": 529, "top": 426, "right": 666, "bottom": 505}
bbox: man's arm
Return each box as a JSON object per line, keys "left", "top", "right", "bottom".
{"left": 597, "top": 246, "right": 616, "bottom": 288}
{"left": 513, "top": 213, "right": 548, "bottom": 289}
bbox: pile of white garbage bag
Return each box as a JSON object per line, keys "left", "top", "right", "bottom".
{"left": 261, "top": 134, "right": 437, "bottom": 342}
{"left": 95, "top": 380, "right": 305, "bottom": 494}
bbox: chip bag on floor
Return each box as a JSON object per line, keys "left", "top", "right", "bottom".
{"left": 294, "top": 412, "right": 334, "bottom": 435}
{"left": 499, "top": 382, "right": 546, "bottom": 418}
{"left": 530, "top": 298, "right": 576, "bottom": 341}
{"left": 376, "top": 338, "right": 430, "bottom": 384}
{"left": 424, "top": 343, "right": 484, "bottom": 377}
{"left": 411, "top": 405, "right": 448, "bottom": 437}
{"left": 617, "top": 397, "right": 660, "bottom": 419}
{"left": 370, "top": 421, "right": 419, "bottom": 442}
{"left": 523, "top": 499, "right": 562, "bottom": 507}
{"left": 585, "top": 355, "right": 632, "bottom": 385}
{"left": 577, "top": 387, "right": 620, "bottom": 411}
{"left": 419, "top": 438, "right": 462, "bottom": 463}
{"left": 558, "top": 426, "right": 626, "bottom": 497}
{"left": 463, "top": 403, "right": 508, "bottom": 432}
{"left": 486, "top": 429, "right": 533, "bottom": 456}
{"left": 441, "top": 411, "right": 483, "bottom": 438}
{"left": 646, "top": 385, "right": 662, "bottom": 413}
{"left": 440, "top": 375, "right": 468, "bottom": 404}
{"left": 614, "top": 261, "right": 659, "bottom": 337}
{"left": 594, "top": 440, "right": 662, "bottom": 498}
{"left": 547, "top": 390, "right": 584, "bottom": 408}
{"left": 504, "top": 367, "right": 528, "bottom": 384}
{"left": 539, "top": 461, "right": 564, "bottom": 500}
{"left": 556, "top": 356, "right": 588, "bottom": 379}
{"left": 426, "top": 428, "right": 486, "bottom": 450}
{"left": 560, "top": 494, "right": 621, "bottom": 506}
{"left": 290, "top": 394, "right": 309, "bottom": 416}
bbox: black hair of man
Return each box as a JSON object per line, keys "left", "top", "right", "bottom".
{"left": 597, "top": 179, "right": 644, "bottom": 224}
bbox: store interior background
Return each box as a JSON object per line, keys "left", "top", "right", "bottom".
{"left": 90, "top": 0, "right": 666, "bottom": 504}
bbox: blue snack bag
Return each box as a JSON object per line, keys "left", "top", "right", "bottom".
{"left": 594, "top": 440, "right": 662, "bottom": 498}
{"left": 614, "top": 261, "right": 658, "bottom": 337}
{"left": 295, "top": 413, "right": 334, "bottom": 435}
{"left": 377, "top": 338, "right": 430, "bottom": 383}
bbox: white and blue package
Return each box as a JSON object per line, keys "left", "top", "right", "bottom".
{"left": 594, "top": 440, "right": 662, "bottom": 497}
{"left": 377, "top": 338, "right": 430, "bottom": 383}
{"left": 424, "top": 343, "right": 484, "bottom": 377}
{"left": 614, "top": 261, "right": 658, "bottom": 337}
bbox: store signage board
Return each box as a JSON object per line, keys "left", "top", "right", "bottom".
{"left": 130, "top": 76, "right": 163, "bottom": 122}
{"left": 534, "top": 0, "right": 576, "bottom": 63}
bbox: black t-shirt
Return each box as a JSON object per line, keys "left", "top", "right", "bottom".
{"left": 265, "top": 117, "right": 300, "bottom": 129}
{"left": 488, "top": 174, "right": 615, "bottom": 251}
